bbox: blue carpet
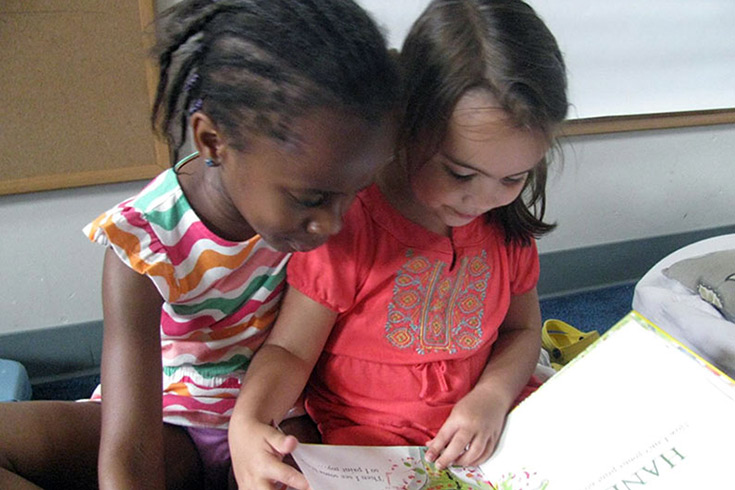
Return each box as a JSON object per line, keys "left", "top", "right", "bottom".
{"left": 540, "top": 282, "right": 636, "bottom": 335}
{"left": 30, "top": 283, "right": 636, "bottom": 401}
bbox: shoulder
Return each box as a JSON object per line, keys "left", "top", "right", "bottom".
{"left": 83, "top": 169, "right": 195, "bottom": 275}
{"left": 320, "top": 186, "right": 379, "bottom": 255}
{"left": 287, "top": 188, "right": 379, "bottom": 300}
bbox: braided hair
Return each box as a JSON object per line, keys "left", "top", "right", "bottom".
{"left": 399, "top": 0, "right": 568, "bottom": 245}
{"left": 152, "top": 0, "right": 398, "bottom": 161}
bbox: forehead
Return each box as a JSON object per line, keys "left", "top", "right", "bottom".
{"left": 450, "top": 91, "right": 518, "bottom": 139}
{"left": 444, "top": 91, "right": 548, "bottom": 171}
{"left": 257, "top": 107, "right": 394, "bottom": 190}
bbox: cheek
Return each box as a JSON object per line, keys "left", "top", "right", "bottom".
{"left": 505, "top": 180, "right": 529, "bottom": 204}
{"left": 236, "top": 187, "right": 295, "bottom": 234}
{"left": 260, "top": 199, "right": 301, "bottom": 230}
{"left": 411, "top": 167, "right": 454, "bottom": 206}
{"left": 486, "top": 184, "right": 525, "bottom": 212}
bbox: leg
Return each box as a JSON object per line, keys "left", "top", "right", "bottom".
{"left": 0, "top": 401, "right": 202, "bottom": 489}
{"left": 0, "top": 401, "right": 100, "bottom": 489}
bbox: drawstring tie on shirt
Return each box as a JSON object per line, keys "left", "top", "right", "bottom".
{"left": 416, "top": 361, "right": 450, "bottom": 399}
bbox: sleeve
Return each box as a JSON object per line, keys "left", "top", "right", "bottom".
{"left": 287, "top": 198, "right": 375, "bottom": 313}
{"left": 508, "top": 238, "right": 540, "bottom": 296}
{"left": 83, "top": 198, "right": 177, "bottom": 301}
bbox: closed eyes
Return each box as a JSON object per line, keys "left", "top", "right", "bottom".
{"left": 501, "top": 174, "right": 529, "bottom": 186}
{"left": 290, "top": 192, "right": 328, "bottom": 208}
{"left": 444, "top": 165, "right": 475, "bottom": 182}
{"left": 444, "top": 163, "right": 528, "bottom": 186}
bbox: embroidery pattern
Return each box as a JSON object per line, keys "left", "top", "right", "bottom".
{"left": 385, "top": 251, "right": 490, "bottom": 354}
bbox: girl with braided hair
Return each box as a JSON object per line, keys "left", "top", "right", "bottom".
{"left": 0, "top": 1, "right": 397, "bottom": 488}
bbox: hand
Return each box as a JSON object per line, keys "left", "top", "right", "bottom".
{"left": 229, "top": 418, "right": 311, "bottom": 490}
{"left": 424, "top": 390, "right": 509, "bottom": 471}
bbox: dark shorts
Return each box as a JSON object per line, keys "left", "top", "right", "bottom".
{"left": 186, "top": 426, "right": 231, "bottom": 489}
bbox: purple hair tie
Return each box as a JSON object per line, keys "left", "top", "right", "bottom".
{"left": 188, "top": 98, "right": 203, "bottom": 115}
{"left": 184, "top": 72, "right": 200, "bottom": 92}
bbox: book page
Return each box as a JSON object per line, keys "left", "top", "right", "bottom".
{"left": 292, "top": 313, "right": 735, "bottom": 489}
{"left": 478, "top": 312, "right": 735, "bottom": 489}
{"left": 292, "top": 444, "right": 494, "bottom": 490}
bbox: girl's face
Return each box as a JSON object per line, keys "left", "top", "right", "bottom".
{"left": 202, "top": 108, "right": 394, "bottom": 253}
{"left": 409, "top": 91, "right": 548, "bottom": 232}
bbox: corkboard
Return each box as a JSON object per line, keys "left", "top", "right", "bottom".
{"left": 0, "top": 0, "right": 168, "bottom": 196}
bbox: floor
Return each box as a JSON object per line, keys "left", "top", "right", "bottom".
{"left": 539, "top": 282, "right": 636, "bottom": 335}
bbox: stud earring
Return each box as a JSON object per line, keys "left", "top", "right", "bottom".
{"left": 205, "top": 158, "right": 216, "bottom": 167}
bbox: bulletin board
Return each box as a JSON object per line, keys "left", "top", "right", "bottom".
{"left": 0, "top": 0, "right": 168, "bottom": 196}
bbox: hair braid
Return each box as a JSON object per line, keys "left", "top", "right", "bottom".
{"left": 152, "top": 2, "right": 219, "bottom": 147}
{"left": 151, "top": 0, "right": 398, "bottom": 162}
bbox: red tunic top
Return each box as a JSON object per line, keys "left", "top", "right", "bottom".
{"left": 288, "top": 184, "right": 539, "bottom": 444}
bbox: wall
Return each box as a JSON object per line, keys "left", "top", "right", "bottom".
{"left": 0, "top": 181, "right": 143, "bottom": 335}
{"left": 2, "top": 123, "right": 734, "bottom": 336}
{"left": 360, "top": 0, "right": 735, "bottom": 118}
{"left": 544, "top": 125, "right": 735, "bottom": 251}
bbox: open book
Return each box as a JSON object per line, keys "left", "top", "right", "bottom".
{"left": 291, "top": 311, "right": 735, "bottom": 489}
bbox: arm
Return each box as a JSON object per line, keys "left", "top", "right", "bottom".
{"left": 426, "top": 288, "right": 542, "bottom": 469}
{"left": 98, "top": 248, "right": 166, "bottom": 489}
{"left": 229, "top": 286, "right": 338, "bottom": 490}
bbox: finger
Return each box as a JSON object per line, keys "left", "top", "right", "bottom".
{"left": 264, "top": 437, "right": 310, "bottom": 490}
{"left": 462, "top": 433, "right": 499, "bottom": 468}
{"left": 432, "top": 434, "right": 472, "bottom": 471}
{"left": 271, "top": 433, "right": 300, "bottom": 456}
{"left": 424, "top": 428, "right": 454, "bottom": 463}
{"left": 453, "top": 438, "right": 485, "bottom": 468}
{"left": 249, "top": 460, "right": 310, "bottom": 490}
{"left": 269, "top": 464, "right": 311, "bottom": 490}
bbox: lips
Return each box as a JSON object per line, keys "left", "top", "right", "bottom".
{"left": 449, "top": 208, "right": 481, "bottom": 221}
{"left": 286, "top": 238, "right": 326, "bottom": 253}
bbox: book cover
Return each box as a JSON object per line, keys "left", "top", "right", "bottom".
{"left": 291, "top": 311, "right": 735, "bottom": 489}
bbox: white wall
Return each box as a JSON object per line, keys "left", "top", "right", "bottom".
{"left": 542, "top": 124, "right": 735, "bottom": 252}
{"left": 2, "top": 124, "right": 734, "bottom": 335}
{"left": 0, "top": 181, "right": 145, "bottom": 335}
{"left": 360, "top": 0, "right": 735, "bottom": 118}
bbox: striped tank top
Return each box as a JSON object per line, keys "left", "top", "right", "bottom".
{"left": 83, "top": 167, "right": 289, "bottom": 428}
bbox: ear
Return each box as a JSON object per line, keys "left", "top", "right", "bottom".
{"left": 191, "top": 112, "right": 225, "bottom": 162}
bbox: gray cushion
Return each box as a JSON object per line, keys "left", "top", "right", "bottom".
{"left": 663, "top": 249, "right": 735, "bottom": 322}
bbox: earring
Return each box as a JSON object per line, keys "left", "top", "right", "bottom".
{"left": 205, "top": 157, "right": 216, "bottom": 167}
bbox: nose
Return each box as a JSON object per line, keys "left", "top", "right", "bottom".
{"left": 306, "top": 202, "right": 344, "bottom": 237}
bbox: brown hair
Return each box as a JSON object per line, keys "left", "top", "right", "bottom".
{"left": 399, "top": 0, "right": 568, "bottom": 244}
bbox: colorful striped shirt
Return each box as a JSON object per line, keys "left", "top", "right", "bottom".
{"left": 83, "top": 167, "right": 290, "bottom": 428}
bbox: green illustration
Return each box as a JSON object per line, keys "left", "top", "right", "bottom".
{"left": 489, "top": 469, "right": 549, "bottom": 490}
{"left": 386, "top": 449, "right": 494, "bottom": 490}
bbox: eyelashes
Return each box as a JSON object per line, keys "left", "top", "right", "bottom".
{"left": 290, "top": 192, "right": 328, "bottom": 208}
{"left": 443, "top": 164, "right": 528, "bottom": 186}
{"left": 444, "top": 165, "right": 475, "bottom": 182}
{"left": 501, "top": 175, "right": 528, "bottom": 186}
